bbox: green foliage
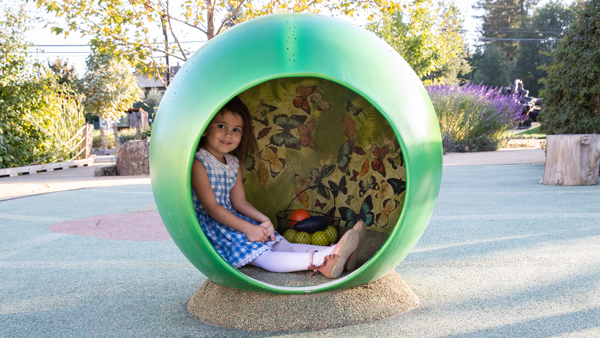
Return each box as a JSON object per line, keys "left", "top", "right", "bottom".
{"left": 47, "top": 58, "right": 78, "bottom": 86}
{"left": 133, "top": 87, "right": 163, "bottom": 120}
{"left": 81, "top": 52, "right": 143, "bottom": 121}
{"left": 0, "top": 6, "right": 85, "bottom": 169}
{"left": 539, "top": 0, "right": 600, "bottom": 135}
{"left": 36, "top": 0, "right": 412, "bottom": 87}
{"left": 366, "top": 0, "right": 465, "bottom": 78}
{"left": 467, "top": 44, "right": 512, "bottom": 88}
{"left": 510, "top": 0, "right": 578, "bottom": 97}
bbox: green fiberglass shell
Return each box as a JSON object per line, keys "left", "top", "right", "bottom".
{"left": 150, "top": 13, "right": 442, "bottom": 294}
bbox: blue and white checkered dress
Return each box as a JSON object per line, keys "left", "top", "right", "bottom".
{"left": 192, "top": 148, "right": 283, "bottom": 268}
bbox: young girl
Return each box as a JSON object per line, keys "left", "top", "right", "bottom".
{"left": 191, "top": 96, "right": 367, "bottom": 279}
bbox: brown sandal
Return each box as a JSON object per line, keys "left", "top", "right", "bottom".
{"left": 309, "top": 229, "right": 359, "bottom": 279}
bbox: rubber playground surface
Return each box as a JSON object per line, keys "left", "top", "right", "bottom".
{"left": 2, "top": 149, "right": 600, "bottom": 337}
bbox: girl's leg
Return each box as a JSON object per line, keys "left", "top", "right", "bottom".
{"left": 272, "top": 239, "right": 332, "bottom": 254}
{"left": 249, "top": 249, "right": 333, "bottom": 273}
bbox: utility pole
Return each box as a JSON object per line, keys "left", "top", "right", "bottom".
{"left": 161, "top": 13, "right": 170, "bottom": 86}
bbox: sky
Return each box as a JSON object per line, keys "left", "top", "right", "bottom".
{"left": 21, "top": 0, "right": 563, "bottom": 76}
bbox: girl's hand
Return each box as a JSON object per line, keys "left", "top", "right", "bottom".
{"left": 259, "top": 220, "right": 275, "bottom": 242}
{"left": 245, "top": 224, "right": 268, "bottom": 243}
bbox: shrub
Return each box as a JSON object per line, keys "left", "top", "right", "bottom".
{"left": 539, "top": 0, "right": 600, "bottom": 135}
{"left": 426, "top": 83, "right": 522, "bottom": 152}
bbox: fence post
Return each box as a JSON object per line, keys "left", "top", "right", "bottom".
{"left": 81, "top": 124, "right": 92, "bottom": 159}
{"left": 136, "top": 123, "right": 142, "bottom": 140}
{"left": 100, "top": 126, "right": 107, "bottom": 152}
{"left": 114, "top": 124, "right": 120, "bottom": 152}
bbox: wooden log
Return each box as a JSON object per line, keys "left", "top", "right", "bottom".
{"left": 542, "top": 135, "right": 600, "bottom": 186}
{"left": 136, "top": 123, "right": 142, "bottom": 140}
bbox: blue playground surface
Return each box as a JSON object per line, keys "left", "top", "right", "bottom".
{"left": 1, "top": 161, "right": 599, "bottom": 337}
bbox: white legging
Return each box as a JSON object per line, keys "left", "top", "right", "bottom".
{"left": 249, "top": 239, "right": 334, "bottom": 273}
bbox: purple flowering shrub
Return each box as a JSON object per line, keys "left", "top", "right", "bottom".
{"left": 426, "top": 83, "right": 522, "bottom": 144}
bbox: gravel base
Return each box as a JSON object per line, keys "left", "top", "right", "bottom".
{"left": 187, "top": 270, "right": 419, "bottom": 331}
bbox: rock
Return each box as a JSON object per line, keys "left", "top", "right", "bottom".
{"left": 116, "top": 138, "right": 150, "bottom": 175}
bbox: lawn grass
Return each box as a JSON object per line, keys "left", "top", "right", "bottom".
{"left": 506, "top": 125, "right": 546, "bottom": 139}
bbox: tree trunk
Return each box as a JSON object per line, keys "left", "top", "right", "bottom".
{"left": 542, "top": 135, "right": 600, "bottom": 186}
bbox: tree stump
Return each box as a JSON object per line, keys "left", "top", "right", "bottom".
{"left": 542, "top": 135, "right": 600, "bottom": 186}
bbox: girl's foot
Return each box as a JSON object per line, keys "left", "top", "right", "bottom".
{"left": 309, "top": 229, "right": 359, "bottom": 279}
{"left": 344, "top": 221, "right": 367, "bottom": 271}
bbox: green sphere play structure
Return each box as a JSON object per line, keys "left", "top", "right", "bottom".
{"left": 150, "top": 13, "right": 442, "bottom": 294}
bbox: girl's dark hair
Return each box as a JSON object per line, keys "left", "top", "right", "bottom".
{"left": 198, "top": 96, "right": 258, "bottom": 163}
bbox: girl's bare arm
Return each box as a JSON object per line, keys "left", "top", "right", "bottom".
{"left": 191, "top": 159, "right": 268, "bottom": 242}
{"left": 231, "top": 165, "right": 275, "bottom": 241}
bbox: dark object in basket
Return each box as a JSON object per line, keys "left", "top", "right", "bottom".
{"left": 276, "top": 185, "right": 342, "bottom": 241}
{"left": 293, "top": 216, "right": 329, "bottom": 233}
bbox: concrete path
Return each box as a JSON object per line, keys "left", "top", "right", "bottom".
{"left": 2, "top": 149, "right": 599, "bottom": 337}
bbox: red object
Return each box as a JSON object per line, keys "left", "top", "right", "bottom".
{"left": 289, "top": 209, "right": 310, "bottom": 227}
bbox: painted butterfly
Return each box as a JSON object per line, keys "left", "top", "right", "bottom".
{"left": 337, "top": 138, "right": 355, "bottom": 174}
{"left": 314, "top": 199, "right": 327, "bottom": 210}
{"left": 387, "top": 154, "right": 404, "bottom": 170}
{"left": 269, "top": 114, "right": 307, "bottom": 151}
{"left": 353, "top": 146, "right": 366, "bottom": 155}
{"left": 257, "top": 127, "right": 271, "bottom": 140}
{"left": 298, "top": 118, "right": 317, "bottom": 150}
{"left": 252, "top": 99, "right": 277, "bottom": 126}
{"left": 345, "top": 195, "right": 355, "bottom": 205}
{"left": 310, "top": 89, "right": 331, "bottom": 111}
{"left": 339, "top": 195, "right": 374, "bottom": 228}
{"left": 341, "top": 116, "right": 357, "bottom": 139}
{"left": 328, "top": 176, "right": 347, "bottom": 198}
{"left": 294, "top": 174, "right": 313, "bottom": 209}
{"left": 360, "top": 159, "right": 369, "bottom": 177}
{"left": 293, "top": 85, "right": 317, "bottom": 114}
{"left": 260, "top": 146, "right": 286, "bottom": 178}
{"left": 309, "top": 164, "right": 336, "bottom": 199}
{"left": 346, "top": 101, "right": 364, "bottom": 116}
{"left": 349, "top": 170, "right": 359, "bottom": 182}
{"left": 376, "top": 198, "right": 400, "bottom": 228}
{"left": 359, "top": 175, "right": 380, "bottom": 197}
{"left": 371, "top": 145, "right": 389, "bottom": 177}
{"left": 386, "top": 178, "right": 406, "bottom": 196}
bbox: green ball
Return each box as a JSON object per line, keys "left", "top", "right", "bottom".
{"left": 325, "top": 226, "right": 338, "bottom": 243}
{"left": 311, "top": 231, "right": 330, "bottom": 246}
{"left": 283, "top": 229, "right": 298, "bottom": 243}
{"left": 295, "top": 232, "right": 312, "bottom": 244}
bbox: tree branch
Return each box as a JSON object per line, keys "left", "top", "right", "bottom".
{"left": 215, "top": 0, "right": 247, "bottom": 36}
{"left": 166, "top": 4, "right": 188, "bottom": 61}
{"left": 128, "top": 0, "right": 167, "bottom": 87}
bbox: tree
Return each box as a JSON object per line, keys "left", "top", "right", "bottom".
{"left": 1, "top": 6, "right": 84, "bottom": 168}
{"left": 467, "top": 44, "right": 512, "bottom": 88}
{"left": 48, "top": 58, "right": 78, "bottom": 86}
{"left": 539, "top": 0, "right": 600, "bottom": 135}
{"left": 133, "top": 87, "right": 163, "bottom": 121}
{"left": 473, "top": 0, "right": 540, "bottom": 61}
{"left": 36, "top": 0, "right": 410, "bottom": 88}
{"left": 366, "top": 0, "right": 466, "bottom": 79}
{"left": 510, "top": 0, "right": 578, "bottom": 97}
{"left": 81, "top": 52, "right": 143, "bottom": 122}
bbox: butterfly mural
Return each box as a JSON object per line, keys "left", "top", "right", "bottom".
{"left": 260, "top": 146, "right": 286, "bottom": 178}
{"left": 359, "top": 175, "right": 380, "bottom": 197}
{"left": 314, "top": 199, "right": 327, "bottom": 210}
{"left": 309, "top": 164, "right": 336, "bottom": 199}
{"left": 339, "top": 195, "right": 374, "bottom": 228}
{"left": 328, "top": 176, "right": 347, "bottom": 198}
{"left": 294, "top": 174, "right": 313, "bottom": 209}
{"left": 298, "top": 118, "right": 317, "bottom": 150}
{"left": 269, "top": 114, "right": 307, "bottom": 151}
{"left": 386, "top": 178, "right": 406, "bottom": 196}
{"left": 310, "top": 89, "right": 331, "bottom": 111}
{"left": 371, "top": 145, "right": 389, "bottom": 177}
{"left": 257, "top": 127, "right": 271, "bottom": 140}
{"left": 346, "top": 101, "right": 364, "bottom": 116}
{"left": 294, "top": 85, "right": 317, "bottom": 114}
{"left": 360, "top": 159, "right": 369, "bottom": 177}
{"left": 341, "top": 117, "right": 357, "bottom": 138}
{"left": 387, "top": 153, "right": 404, "bottom": 170}
{"left": 376, "top": 198, "right": 400, "bottom": 228}
{"left": 349, "top": 169, "right": 359, "bottom": 182}
{"left": 353, "top": 146, "right": 366, "bottom": 155}
{"left": 337, "top": 138, "right": 355, "bottom": 174}
{"left": 252, "top": 99, "right": 278, "bottom": 126}
{"left": 376, "top": 180, "right": 390, "bottom": 199}
{"left": 345, "top": 195, "right": 355, "bottom": 205}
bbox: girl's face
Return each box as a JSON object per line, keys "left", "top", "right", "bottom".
{"left": 202, "top": 109, "right": 244, "bottom": 161}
